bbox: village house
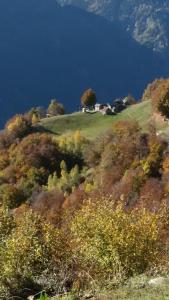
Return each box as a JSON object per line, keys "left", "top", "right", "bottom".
{"left": 101, "top": 107, "right": 113, "bottom": 115}
{"left": 82, "top": 95, "right": 136, "bottom": 115}
{"left": 95, "top": 104, "right": 102, "bottom": 111}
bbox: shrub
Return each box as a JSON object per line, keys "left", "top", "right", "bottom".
{"left": 71, "top": 197, "right": 161, "bottom": 287}
{"left": 0, "top": 210, "right": 71, "bottom": 297}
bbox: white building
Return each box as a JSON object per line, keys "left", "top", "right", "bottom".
{"left": 95, "top": 104, "right": 102, "bottom": 111}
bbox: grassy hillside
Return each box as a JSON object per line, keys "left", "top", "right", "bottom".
{"left": 40, "top": 101, "right": 153, "bottom": 139}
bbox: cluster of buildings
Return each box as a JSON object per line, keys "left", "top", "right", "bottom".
{"left": 82, "top": 96, "right": 136, "bottom": 115}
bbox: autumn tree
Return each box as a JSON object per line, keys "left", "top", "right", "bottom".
{"left": 141, "top": 136, "right": 165, "bottom": 177}
{"left": 5, "top": 114, "right": 32, "bottom": 139}
{"left": 157, "top": 82, "right": 169, "bottom": 117}
{"left": 58, "top": 130, "right": 88, "bottom": 168}
{"left": 28, "top": 106, "right": 46, "bottom": 119}
{"left": 31, "top": 113, "right": 40, "bottom": 125}
{"left": 18, "top": 166, "right": 46, "bottom": 198}
{"left": 31, "top": 190, "right": 64, "bottom": 225}
{"left": 84, "top": 120, "right": 140, "bottom": 171}
{"left": 141, "top": 79, "right": 163, "bottom": 102}
{"left": 0, "top": 184, "right": 24, "bottom": 210}
{"left": 81, "top": 88, "right": 96, "bottom": 108}
{"left": 47, "top": 160, "right": 81, "bottom": 194}
{"left": 47, "top": 99, "right": 65, "bottom": 116}
{"left": 142, "top": 78, "right": 169, "bottom": 118}
{"left": 9, "top": 133, "right": 63, "bottom": 173}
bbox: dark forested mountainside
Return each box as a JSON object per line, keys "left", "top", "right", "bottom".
{"left": 0, "top": 0, "right": 167, "bottom": 126}
{"left": 58, "top": 0, "right": 169, "bottom": 53}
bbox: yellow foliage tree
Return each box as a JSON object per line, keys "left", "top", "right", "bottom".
{"left": 6, "top": 115, "right": 31, "bottom": 139}
{"left": 47, "top": 160, "right": 80, "bottom": 194}
{"left": 31, "top": 113, "right": 40, "bottom": 125}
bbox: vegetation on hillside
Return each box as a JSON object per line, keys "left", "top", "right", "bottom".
{"left": 142, "top": 78, "right": 169, "bottom": 118}
{"left": 1, "top": 81, "right": 169, "bottom": 299}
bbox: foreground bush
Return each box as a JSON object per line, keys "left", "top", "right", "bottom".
{"left": 71, "top": 197, "right": 161, "bottom": 288}
{"left": 0, "top": 209, "right": 72, "bottom": 298}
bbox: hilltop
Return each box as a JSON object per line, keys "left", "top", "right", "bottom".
{"left": 40, "top": 101, "right": 153, "bottom": 139}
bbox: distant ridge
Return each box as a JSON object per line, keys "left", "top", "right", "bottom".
{"left": 57, "top": 0, "right": 169, "bottom": 53}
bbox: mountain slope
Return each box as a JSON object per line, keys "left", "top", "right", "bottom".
{"left": 0, "top": 0, "right": 167, "bottom": 126}
{"left": 58, "top": 0, "right": 169, "bottom": 53}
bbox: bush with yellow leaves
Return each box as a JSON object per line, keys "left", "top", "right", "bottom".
{"left": 71, "top": 197, "right": 161, "bottom": 288}
{"left": 0, "top": 209, "right": 72, "bottom": 298}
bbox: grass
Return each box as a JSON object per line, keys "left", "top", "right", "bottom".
{"left": 39, "top": 101, "right": 152, "bottom": 139}
{"left": 50, "top": 276, "right": 169, "bottom": 300}
{"left": 100, "top": 285, "right": 169, "bottom": 300}
{"left": 50, "top": 287, "right": 169, "bottom": 300}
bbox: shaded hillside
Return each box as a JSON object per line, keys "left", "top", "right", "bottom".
{"left": 0, "top": 0, "right": 166, "bottom": 126}
{"left": 58, "top": 0, "right": 169, "bottom": 53}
